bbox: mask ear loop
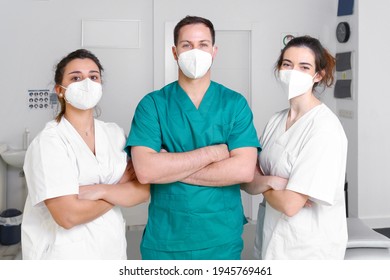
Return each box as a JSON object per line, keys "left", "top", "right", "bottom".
{"left": 312, "top": 71, "right": 327, "bottom": 95}
{"left": 173, "top": 46, "right": 180, "bottom": 61}
{"left": 313, "top": 71, "right": 325, "bottom": 85}
{"left": 209, "top": 46, "right": 217, "bottom": 66}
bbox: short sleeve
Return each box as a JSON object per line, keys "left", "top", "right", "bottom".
{"left": 227, "top": 96, "right": 261, "bottom": 151}
{"left": 286, "top": 128, "right": 347, "bottom": 205}
{"left": 125, "top": 94, "right": 162, "bottom": 155}
{"left": 24, "top": 131, "right": 79, "bottom": 206}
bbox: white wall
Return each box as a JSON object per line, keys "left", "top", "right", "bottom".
{"left": 357, "top": 0, "right": 390, "bottom": 227}
{"left": 335, "top": 5, "right": 359, "bottom": 220}
{"left": 0, "top": 0, "right": 154, "bottom": 225}
{"left": 1, "top": 0, "right": 389, "bottom": 228}
{"left": 153, "top": 0, "right": 339, "bottom": 219}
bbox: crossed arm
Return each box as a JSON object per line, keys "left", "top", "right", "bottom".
{"left": 131, "top": 145, "right": 258, "bottom": 186}
{"left": 262, "top": 189, "right": 309, "bottom": 217}
{"left": 240, "top": 161, "right": 288, "bottom": 194}
{"left": 240, "top": 161, "right": 310, "bottom": 217}
{"left": 45, "top": 160, "right": 150, "bottom": 229}
{"left": 45, "top": 195, "right": 113, "bottom": 230}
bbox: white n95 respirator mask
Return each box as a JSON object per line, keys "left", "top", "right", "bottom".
{"left": 61, "top": 78, "right": 102, "bottom": 110}
{"left": 178, "top": 49, "right": 213, "bottom": 79}
{"left": 279, "top": 69, "right": 316, "bottom": 100}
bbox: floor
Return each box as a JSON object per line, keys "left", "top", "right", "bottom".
{"left": 0, "top": 242, "right": 21, "bottom": 260}
{"left": 126, "top": 222, "right": 257, "bottom": 260}
{"left": 0, "top": 222, "right": 257, "bottom": 260}
{"left": 1, "top": 223, "right": 389, "bottom": 260}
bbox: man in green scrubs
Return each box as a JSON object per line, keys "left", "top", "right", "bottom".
{"left": 126, "top": 15, "right": 260, "bottom": 260}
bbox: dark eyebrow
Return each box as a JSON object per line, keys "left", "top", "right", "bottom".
{"left": 299, "top": 62, "right": 313, "bottom": 67}
{"left": 178, "top": 39, "right": 212, "bottom": 44}
{"left": 282, "top": 59, "right": 313, "bottom": 67}
{"left": 67, "top": 70, "right": 100, "bottom": 75}
{"left": 67, "top": 71, "right": 82, "bottom": 75}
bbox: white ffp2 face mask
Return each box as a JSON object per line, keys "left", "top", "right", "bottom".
{"left": 61, "top": 78, "right": 102, "bottom": 110}
{"left": 178, "top": 49, "right": 213, "bottom": 79}
{"left": 279, "top": 70, "right": 317, "bottom": 100}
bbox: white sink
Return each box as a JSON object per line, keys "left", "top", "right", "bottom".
{"left": 1, "top": 149, "right": 26, "bottom": 168}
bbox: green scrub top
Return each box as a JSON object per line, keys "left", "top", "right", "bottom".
{"left": 126, "top": 81, "right": 260, "bottom": 252}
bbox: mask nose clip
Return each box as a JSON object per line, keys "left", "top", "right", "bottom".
{"left": 78, "top": 78, "right": 92, "bottom": 91}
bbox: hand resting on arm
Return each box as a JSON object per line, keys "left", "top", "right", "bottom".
{"left": 78, "top": 159, "right": 150, "bottom": 207}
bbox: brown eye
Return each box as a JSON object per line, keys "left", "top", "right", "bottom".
{"left": 71, "top": 76, "right": 81, "bottom": 81}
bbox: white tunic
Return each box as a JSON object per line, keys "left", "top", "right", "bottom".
{"left": 258, "top": 104, "right": 348, "bottom": 259}
{"left": 22, "top": 118, "right": 128, "bottom": 259}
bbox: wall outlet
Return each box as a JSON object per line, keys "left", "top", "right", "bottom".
{"left": 338, "top": 109, "right": 354, "bottom": 119}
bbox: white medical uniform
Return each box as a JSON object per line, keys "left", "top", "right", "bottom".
{"left": 22, "top": 118, "right": 128, "bottom": 259}
{"left": 256, "top": 104, "right": 348, "bottom": 259}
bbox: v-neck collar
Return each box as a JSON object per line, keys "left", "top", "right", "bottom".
{"left": 175, "top": 81, "right": 214, "bottom": 115}
{"left": 61, "top": 117, "right": 99, "bottom": 159}
{"left": 283, "top": 103, "right": 323, "bottom": 133}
